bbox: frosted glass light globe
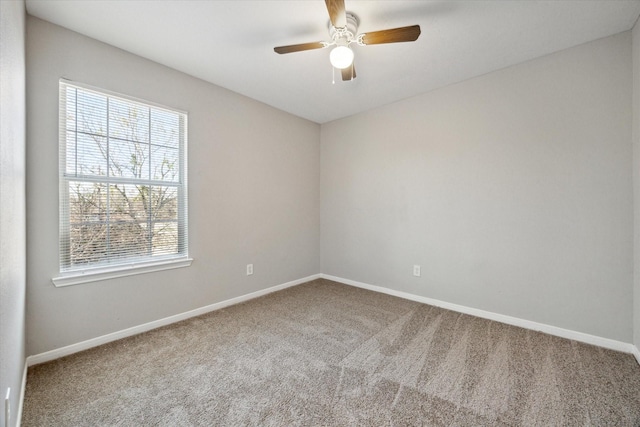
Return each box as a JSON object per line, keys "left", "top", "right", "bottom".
{"left": 330, "top": 46, "right": 354, "bottom": 69}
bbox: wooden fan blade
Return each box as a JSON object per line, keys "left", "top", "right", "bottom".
{"left": 274, "top": 42, "right": 326, "bottom": 54}
{"left": 325, "top": 0, "right": 346, "bottom": 28}
{"left": 341, "top": 63, "right": 356, "bottom": 81}
{"left": 360, "top": 25, "right": 421, "bottom": 45}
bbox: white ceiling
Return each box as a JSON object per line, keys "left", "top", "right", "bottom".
{"left": 26, "top": 0, "right": 640, "bottom": 124}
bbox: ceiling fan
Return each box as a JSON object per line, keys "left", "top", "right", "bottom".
{"left": 274, "top": 0, "right": 421, "bottom": 82}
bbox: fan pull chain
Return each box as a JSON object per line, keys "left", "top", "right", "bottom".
{"left": 332, "top": 66, "right": 335, "bottom": 84}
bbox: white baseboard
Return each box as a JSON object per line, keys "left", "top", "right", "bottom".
{"left": 24, "top": 272, "right": 639, "bottom": 368}
{"left": 632, "top": 345, "right": 640, "bottom": 365}
{"left": 26, "top": 274, "right": 321, "bottom": 367}
{"left": 321, "top": 274, "right": 637, "bottom": 356}
{"left": 16, "top": 361, "right": 27, "bottom": 427}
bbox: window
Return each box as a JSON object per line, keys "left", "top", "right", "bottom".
{"left": 54, "top": 80, "right": 190, "bottom": 286}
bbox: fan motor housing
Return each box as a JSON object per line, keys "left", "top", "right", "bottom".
{"left": 328, "top": 12, "right": 359, "bottom": 41}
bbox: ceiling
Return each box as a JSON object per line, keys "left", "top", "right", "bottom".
{"left": 26, "top": 0, "right": 640, "bottom": 124}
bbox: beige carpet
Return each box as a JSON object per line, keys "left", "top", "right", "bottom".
{"left": 22, "top": 279, "right": 640, "bottom": 426}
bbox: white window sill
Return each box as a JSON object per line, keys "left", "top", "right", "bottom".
{"left": 52, "top": 257, "right": 193, "bottom": 287}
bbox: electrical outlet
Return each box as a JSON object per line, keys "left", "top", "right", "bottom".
{"left": 246, "top": 264, "right": 253, "bottom": 276}
{"left": 413, "top": 265, "right": 421, "bottom": 277}
{"left": 5, "top": 388, "right": 10, "bottom": 427}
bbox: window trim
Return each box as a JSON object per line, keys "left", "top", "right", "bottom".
{"left": 57, "top": 79, "right": 190, "bottom": 283}
{"left": 52, "top": 257, "right": 193, "bottom": 287}
{"left": 59, "top": 78, "right": 189, "bottom": 115}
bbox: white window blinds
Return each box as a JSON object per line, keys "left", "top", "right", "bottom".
{"left": 59, "top": 80, "right": 188, "bottom": 273}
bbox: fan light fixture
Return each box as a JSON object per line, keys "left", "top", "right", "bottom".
{"left": 330, "top": 45, "right": 354, "bottom": 69}
{"left": 273, "top": 1, "right": 421, "bottom": 82}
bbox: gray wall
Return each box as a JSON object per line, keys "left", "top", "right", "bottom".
{"left": 1, "top": 0, "right": 27, "bottom": 426}
{"left": 321, "top": 32, "right": 633, "bottom": 343}
{"left": 634, "top": 20, "right": 640, "bottom": 350}
{"left": 26, "top": 17, "right": 320, "bottom": 356}
{"left": 24, "top": 14, "right": 639, "bottom": 358}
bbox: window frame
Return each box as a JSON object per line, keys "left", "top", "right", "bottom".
{"left": 53, "top": 79, "right": 192, "bottom": 287}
